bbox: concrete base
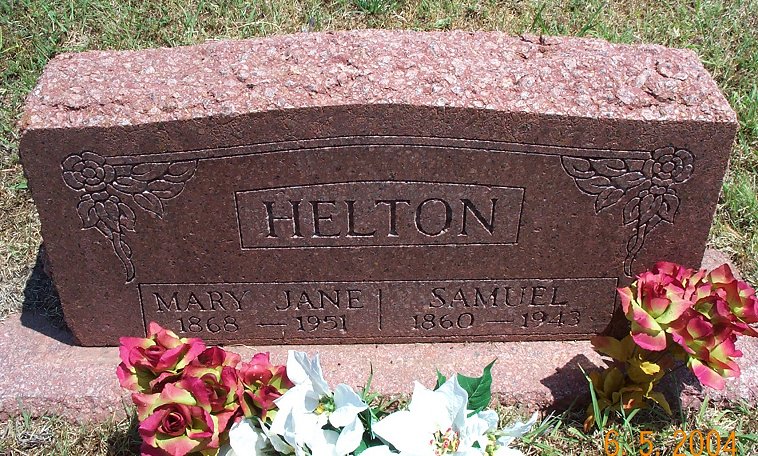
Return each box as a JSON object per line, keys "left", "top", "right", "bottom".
{"left": 1, "top": 310, "right": 756, "bottom": 422}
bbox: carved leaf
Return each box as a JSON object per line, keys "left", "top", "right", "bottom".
{"left": 96, "top": 201, "right": 120, "bottom": 233}
{"left": 611, "top": 172, "right": 647, "bottom": 190}
{"left": 576, "top": 176, "right": 612, "bottom": 194}
{"left": 131, "top": 163, "right": 170, "bottom": 181}
{"left": 623, "top": 197, "right": 641, "bottom": 225}
{"left": 595, "top": 187, "right": 625, "bottom": 212}
{"left": 77, "top": 197, "right": 99, "bottom": 228}
{"left": 562, "top": 157, "right": 595, "bottom": 178}
{"left": 111, "top": 176, "right": 148, "bottom": 194}
{"left": 95, "top": 219, "right": 113, "bottom": 239}
{"left": 638, "top": 193, "right": 662, "bottom": 225}
{"left": 645, "top": 215, "right": 663, "bottom": 234}
{"left": 119, "top": 203, "right": 136, "bottom": 232}
{"left": 590, "top": 159, "right": 627, "bottom": 177}
{"left": 134, "top": 191, "right": 164, "bottom": 217}
{"left": 659, "top": 192, "right": 680, "bottom": 223}
{"left": 147, "top": 179, "right": 185, "bottom": 199}
{"left": 165, "top": 161, "right": 198, "bottom": 183}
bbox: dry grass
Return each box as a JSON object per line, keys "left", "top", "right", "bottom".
{"left": 1, "top": 399, "right": 756, "bottom": 455}
{"left": 0, "top": 410, "right": 140, "bottom": 456}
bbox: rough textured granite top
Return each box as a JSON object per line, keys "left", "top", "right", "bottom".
{"left": 21, "top": 30, "right": 735, "bottom": 131}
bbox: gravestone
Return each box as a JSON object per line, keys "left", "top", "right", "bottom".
{"left": 20, "top": 31, "right": 736, "bottom": 346}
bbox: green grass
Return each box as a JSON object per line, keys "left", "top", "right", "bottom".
{"left": 0, "top": 1, "right": 757, "bottom": 452}
{"left": 1, "top": 399, "right": 757, "bottom": 455}
{"left": 1, "top": 0, "right": 756, "bottom": 316}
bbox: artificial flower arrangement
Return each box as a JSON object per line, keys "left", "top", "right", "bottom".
{"left": 117, "top": 262, "right": 758, "bottom": 452}
{"left": 585, "top": 262, "right": 758, "bottom": 430}
{"left": 117, "top": 323, "right": 538, "bottom": 456}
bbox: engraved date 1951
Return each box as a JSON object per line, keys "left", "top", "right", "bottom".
{"left": 295, "top": 314, "right": 347, "bottom": 332}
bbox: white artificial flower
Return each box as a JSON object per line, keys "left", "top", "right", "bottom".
{"left": 286, "top": 350, "right": 331, "bottom": 396}
{"left": 371, "top": 377, "right": 489, "bottom": 455}
{"left": 270, "top": 352, "right": 369, "bottom": 456}
{"left": 273, "top": 390, "right": 330, "bottom": 456}
{"left": 259, "top": 419, "right": 296, "bottom": 455}
{"left": 271, "top": 351, "right": 332, "bottom": 453}
{"left": 219, "top": 418, "right": 274, "bottom": 456}
{"left": 460, "top": 410, "right": 499, "bottom": 451}
{"left": 330, "top": 384, "right": 369, "bottom": 454}
{"left": 358, "top": 445, "right": 396, "bottom": 455}
{"left": 491, "top": 412, "right": 539, "bottom": 456}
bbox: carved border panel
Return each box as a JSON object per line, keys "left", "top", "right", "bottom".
{"left": 60, "top": 137, "right": 693, "bottom": 281}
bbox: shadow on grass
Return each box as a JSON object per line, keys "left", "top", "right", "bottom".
{"left": 19, "top": 244, "right": 75, "bottom": 345}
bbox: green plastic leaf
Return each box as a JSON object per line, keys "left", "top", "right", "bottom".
{"left": 456, "top": 359, "right": 496, "bottom": 414}
{"left": 354, "top": 440, "right": 369, "bottom": 455}
{"left": 435, "top": 369, "right": 447, "bottom": 390}
{"left": 362, "top": 363, "right": 375, "bottom": 401}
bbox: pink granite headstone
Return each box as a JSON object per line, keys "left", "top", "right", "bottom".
{"left": 19, "top": 31, "right": 737, "bottom": 346}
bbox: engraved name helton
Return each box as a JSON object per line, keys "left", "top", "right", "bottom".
{"left": 235, "top": 182, "right": 524, "bottom": 248}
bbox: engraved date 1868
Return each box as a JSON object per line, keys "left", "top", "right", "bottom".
{"left": 176, "top": 315, "right": 239, "bottom": 333}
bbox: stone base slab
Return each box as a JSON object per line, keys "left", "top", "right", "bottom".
{"left": 1, "top": 309, "right": 756, "bottom": 422}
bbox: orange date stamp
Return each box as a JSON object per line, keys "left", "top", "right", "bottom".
{"left": 604, "top": 429, "right": 740, "bottom": 456}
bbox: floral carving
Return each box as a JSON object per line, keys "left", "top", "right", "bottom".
{"left": 562, "top": 146, "right": 694, "bottom": 276}
{"left": 62, "top": 151, "right": 197, "bottom": 282}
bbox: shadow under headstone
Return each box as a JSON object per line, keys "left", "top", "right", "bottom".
{"left": 539, "top": 353, "right": 600, "bottom": 409}
{"left": 544, "top": 351, "right": 707, "bottom": 423}
{"left": 19, "top": 244, "right": 75, "bottom": 345}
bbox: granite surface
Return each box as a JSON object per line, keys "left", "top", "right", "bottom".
{"left": 19, "top": 31, "right": 738, "bottom": 345}
{"left": 21, "top": 30, "right": 735, "bottom": 132}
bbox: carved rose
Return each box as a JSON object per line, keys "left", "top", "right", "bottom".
{"left": 62, "top": 151, "right": 115, "bottom": 192}
{"left": 644, "top": 147, "right": 693, "bottom": 193}
{"left": 562, "top": 145, "right": 694, "bottom": 276}
{"left": 62, "top": 150, "right": 198, "bottom": 282}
